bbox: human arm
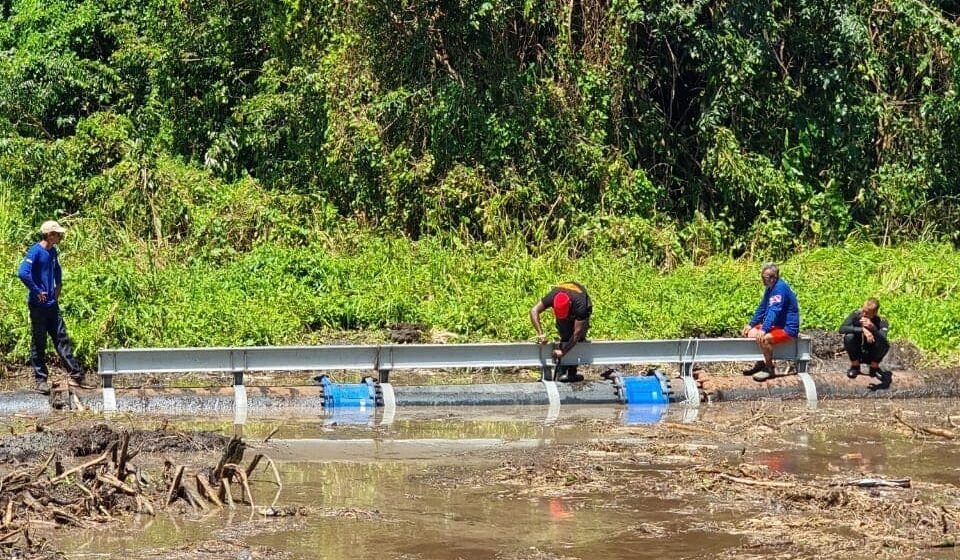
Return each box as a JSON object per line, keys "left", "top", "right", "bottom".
{"left": 54, "top": 252, "right": 62, "bottom": 300}
{"left": 760, "top": 287, "right": 786, "bottom": 333}
{"left": 17, "top": 246, "right": 46, "bottom": 303}
{"left": 553, "top": 319, "right": 587, "bottom": 361}
{"left": 838, "top": 311, "right": 862, "bottom": 335}
{"left": 874, "top": 317, "right": 889, "bottom": 340}
{"left": 529, "top": 301, "right": 547, "bottom": 344}
{"left": 744, "top": 294, "right": 767, "bottom": 335}
{"left": 861, "top": 316, "right": 889, "bottom": 343}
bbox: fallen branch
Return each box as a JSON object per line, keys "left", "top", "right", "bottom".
{"left": 97, "top": 473, "right": 137, "bottom": 495}
{"left": 894, "top": 410, "right": 956, "bottom": 440}
{"left": 34, "top": 451, "right": 56, "bottom": 477}
{"left": 833, "top": 478, "right": 911, "bottom": 488}
{"left": 661, "top": 422, "right": 719, "bottom": 436}
{"left": 220, "top": 477, "right": 235, "bottom": 509}
{"left": 716, "top": 473, "right": 795, "bottom": 488}
{"left": 779, "top": 415, "right": 808, "bottom": 427}
{"left": 262, "top": 427, "right": 280, "bottom": 444}
{"left": 165, "top": 465, "right": 185, "bottom": 506}
{"left": 195, "top": 474, "right": 222, "bottom": 507}
{"left": 50, "top": 450, "right": 111, "bottom": 484}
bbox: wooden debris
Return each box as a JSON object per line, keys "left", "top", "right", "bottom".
{"left": 0, "top": 430, "right": 290, "bottom": 557}
{"left": 834, "top": 478, "right": 911, "bottom": 489}
{"left": 165, "top": 465, "right": 185, "bottom": 506}
{"left": 894, "top": 410, "right": 956, "bottom": 440}
{"left": 262, "top": 426, "right": 281, "bottom": 443}
{"left": 716, "top": 473, "right": 795, "bottom": 488}
{"left": 195, "top": 474, "right": 222, "bottom": 507}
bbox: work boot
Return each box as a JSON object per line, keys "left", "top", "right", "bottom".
{"left": 557, "top": 372, "right": 585, "bottom": 383}
{"left": 69, "top": 374, "right": 94, "bottom": 389}
{"left": 35, "top": 381, "right": 51, "bottom": 395}
{"left": 752, "top": 365, "right": 776, "bottom": 382}
{"left": 869, "top": 368, "right": 893, "bottom": 390}
{"left": 742, "top": 360, "right": 766, "bottom": 376}
{"left": 846, "top": 366, "right": 861, "bottom": 379}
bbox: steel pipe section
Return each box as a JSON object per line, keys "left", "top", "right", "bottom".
{"left": 95, "top": 338, "right": 813, "bottom": 412}
{"left": 390, "top": 381, "right": 630, "bottom": 406}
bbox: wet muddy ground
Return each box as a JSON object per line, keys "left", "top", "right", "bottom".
{"left": 1, "top": 400, "right": 958, "bottom": 559}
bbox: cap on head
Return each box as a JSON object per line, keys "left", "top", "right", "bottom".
{"left": 553, "top": 291, "right": 571, "bottom": 320}
{"left": 40, "top": 220, "right": 66, "bottom": 236}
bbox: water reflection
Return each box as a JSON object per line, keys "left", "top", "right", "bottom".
{"left": 621, "top": 404, "right": 669, "bottom": 425}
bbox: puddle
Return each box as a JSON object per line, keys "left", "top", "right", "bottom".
{"left": 22, "top": 399, "right": 960, "bottom": 559}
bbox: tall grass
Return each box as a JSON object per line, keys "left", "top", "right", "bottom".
{"left": 0, "top": 231, "right": 957, "bottom": 368}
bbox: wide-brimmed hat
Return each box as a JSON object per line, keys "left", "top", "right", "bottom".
{"left": 40, "top": 220, "right": 66, "bottom": 235}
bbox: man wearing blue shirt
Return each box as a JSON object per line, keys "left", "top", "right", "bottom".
{"left": 740, "top": 263, "right": 800, "bottom": 382}
{"left": 17, "top": 220, "right": 86, "bottom": 394}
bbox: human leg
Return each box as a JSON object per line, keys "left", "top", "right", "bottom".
{"left": 752, "top": 329, "right": 793, "bottom": 381}
{"left": 867, "top": 337, "right": 891, "bottom": 381}
{"left": 843, "top": 333, "right": 864, "bottom": 378}
{"left": 29, "top": 306, "right": 52, "bottom": 382}
{"left": 50, "top": 308, "right": 83, "bottom": 378}
{"left": 742, "top": 326, "right": 767, "bottom": 375}
{"left": 866, "top": 337, "right": 890, "bottom": 370}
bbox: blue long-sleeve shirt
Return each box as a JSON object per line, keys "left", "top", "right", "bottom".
{"left": 749, "top": 278, "right": 800, "bottom": 337}
{"left": 17, "top": 243, "right": 61, "bottom": 308}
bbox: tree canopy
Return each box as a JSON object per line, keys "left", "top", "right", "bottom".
{"left": 0, "top": 0, "right": 958, "bottom": 262}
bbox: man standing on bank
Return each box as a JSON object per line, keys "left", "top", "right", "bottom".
{"left": 839, "top": 298, "right": 891, "bottom": 383}
{"left": 741, "top": 263, "right": 801, "bottom": 382}
{"left": 17, "top": 220, "right": 88, "bottom": 395}
{"left": 530, "top": 282, "right": 592, "bottom": 382}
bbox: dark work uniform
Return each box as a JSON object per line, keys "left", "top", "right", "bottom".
{"left": 839, "top": 310, "right": 890, "bottom": 365}
{"left": 17, "top": 242, "right": 83, "bottom": 383}
{"left": 540, "top": 282, "right": 592, "bottom": 378}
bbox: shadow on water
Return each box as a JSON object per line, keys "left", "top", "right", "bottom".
{"left": 35, "top": 399, "right": 960, "bottom": 559}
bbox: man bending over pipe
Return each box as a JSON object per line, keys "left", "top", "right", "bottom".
{"left": 530, "top": 282, "right": 592, "bottom": 382}
{"left": 741, "top": 263, "right": 801, "bottom": 382}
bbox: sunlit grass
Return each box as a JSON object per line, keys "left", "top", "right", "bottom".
{"left": 0, "top": 234, "right": 956, "bottom": 370}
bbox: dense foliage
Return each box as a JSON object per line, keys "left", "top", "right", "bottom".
{"left": 0, "top": 236, "right": 957, "bottom": 366}
{"left": 0, "top": 0, "right": 957, "bottom": 367}
{"left": 0, "top": 0, "right": 958, "bottom": 256}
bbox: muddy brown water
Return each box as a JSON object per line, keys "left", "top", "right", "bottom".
{"left": 14, "top": 400, "right": 960, "bottom": 559}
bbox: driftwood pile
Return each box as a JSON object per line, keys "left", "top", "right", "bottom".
{"left": 0, "top": 431, "right": 284, "bottom": 555}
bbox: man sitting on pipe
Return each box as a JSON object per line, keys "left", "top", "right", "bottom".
{"left": 741, "top": 263, "right": 801, "bottom": 382}
{"left": 839, "top": 298, "right": 892, "bottom": 386}
{"left": 530, "top": 282, "right": 592, "bottom": 382}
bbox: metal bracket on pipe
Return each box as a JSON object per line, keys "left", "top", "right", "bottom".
{"left": 101, "top": 375, "right": 117, "bottom": 412}
{"left": 233, "top": 384, "right": 248, "bottom": 425}
{"left": 102, "top": 387, "right": 117, "bottom": 413}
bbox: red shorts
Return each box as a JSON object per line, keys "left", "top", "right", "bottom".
{"left": 766, "top": 327, "right": 794, "bottom": 345}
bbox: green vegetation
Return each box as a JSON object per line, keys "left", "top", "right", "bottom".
{"left": 0, "top": 0, "right": 957, "bottom": 368}
{"left": 0, "top": 233, "right": 957, "bottom": 367}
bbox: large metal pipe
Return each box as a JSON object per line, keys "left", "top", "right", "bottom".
{"left": 0, "top": 372, "right": 947, "bottom": 415}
